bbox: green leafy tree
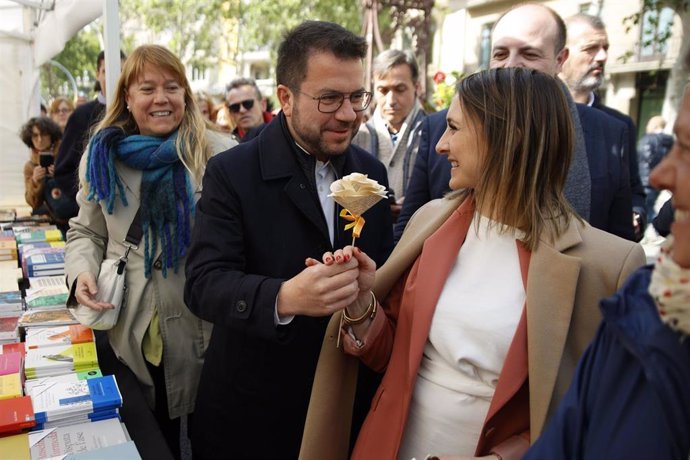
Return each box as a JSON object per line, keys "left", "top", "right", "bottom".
{"left": 238, "top": 0, "right": 362, "bottom": 53}
{"left": 120, "top": 0, "right": 241, "bottom": 72}
{"left": 40, "top": 25, "right": 101, "bottom": 101}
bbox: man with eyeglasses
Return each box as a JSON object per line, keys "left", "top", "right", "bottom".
{"left": 184, "top": 20, "right": 393, "bottom": 459}
{"left": 225, "top": 77, "right": 273, "bottom": 142}
{"left": 352, "top": 49, "right": 426, "bottom": 221}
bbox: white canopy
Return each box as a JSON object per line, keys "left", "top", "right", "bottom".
{"left": 0, "top": 0, "right": 103, "bottom": 208}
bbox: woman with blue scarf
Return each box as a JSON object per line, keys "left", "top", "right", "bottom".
{"left": 64, "top": 45, "right": 235, "bottom": 458}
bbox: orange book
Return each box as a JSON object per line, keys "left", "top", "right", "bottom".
{"left": 25, "top": 325, "right": 95, "bottom": 349}
{"left": 0, "top": 396, "right": 35, "bottom": 434}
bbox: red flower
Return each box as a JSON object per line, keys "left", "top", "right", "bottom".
{"left": 433, "top": 71, "right": 446, "bottom": 84}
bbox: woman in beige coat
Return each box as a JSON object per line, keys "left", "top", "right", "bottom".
{"left": 65, "top": 45, "right": 234, "bottom": 458}
{"left": 300, "top": 68, "right": 645, "bottom": 460}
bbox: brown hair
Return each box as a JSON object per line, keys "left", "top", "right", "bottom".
{"left": 455, "top": 67, "right": 578, "bottom": 249}
{"left": 95, "top": 44, "right": 210, "bottom": 183}
{"left": 19, "top": 116, "right": 62, "bottom": 151}
{"left": 48, "top": 96, "right": 75, "bottom": 116}
{"left": 276, "top": 20, "right": 367, "bottom": 90}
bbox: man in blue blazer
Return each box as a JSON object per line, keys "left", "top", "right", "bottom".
{"left": 184, "top": 21, "right": 393, "bottom": 459}
{"left": 577, "top": 104, "right": 634, "bottom": 240}
{"left": 561, "top": 13, "right": 646, "bottom": 240}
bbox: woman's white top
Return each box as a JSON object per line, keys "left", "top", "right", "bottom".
{"left": 398, "top": 215, "right": 526, "bottom": 460}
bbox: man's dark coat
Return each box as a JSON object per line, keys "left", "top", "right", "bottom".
{"left": 184, "top": 113, "right": 393, "bottom": 459}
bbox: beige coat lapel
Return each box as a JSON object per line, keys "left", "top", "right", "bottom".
{"left": 299, "top": 194, "right": 464, "bottom": 460}
{"left": 527, "top": 221, "right": 582, "bottom": 436}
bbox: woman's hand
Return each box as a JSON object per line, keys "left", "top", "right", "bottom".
{"left": 74, "top": 272, "right": 115, "bottom": 311}
{"left": 306, "top": 246, "right": 376, "bottom": 294}
{"left": 306, "top": 246, "right": 377, "bottom": 319}
{"left": 47, "top": 164, "right": 55, "bottom": 176}
{"left": 32, "top": 165, "right": 46, "bottom": 184}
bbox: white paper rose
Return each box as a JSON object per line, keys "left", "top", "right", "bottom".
{"left": 329, "top": 173, "right": 387, "bottom": 243}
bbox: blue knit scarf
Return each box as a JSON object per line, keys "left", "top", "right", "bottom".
{"left": 85, "top": 127, "right": 194, "bottom": 279}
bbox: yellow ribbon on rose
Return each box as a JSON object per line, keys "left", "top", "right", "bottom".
{"left": 340, "top": 209, "right": 365, "bottom": 239}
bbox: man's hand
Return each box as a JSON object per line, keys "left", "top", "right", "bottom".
{"left": 277, "top": 256, "right": 360, "bottom": 317}
{"left": 74, "top": 272, "right": 115, "bottom": 311}
{"left": 305, "top": 246, "right": 377, "bottom": 318}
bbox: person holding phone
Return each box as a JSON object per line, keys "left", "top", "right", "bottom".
{"left": 19, "top": 116, "right": 62, "bottom": 216}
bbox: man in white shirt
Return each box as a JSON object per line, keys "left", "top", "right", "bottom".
{"left": 352, "top": 49, "right": 426, "bottom": 220}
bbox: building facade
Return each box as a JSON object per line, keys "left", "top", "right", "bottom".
{"left": 429, "top": 0, "right": 688, "bottom": 137}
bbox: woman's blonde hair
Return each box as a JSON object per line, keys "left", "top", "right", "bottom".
{"left": 455, "top": 67, "right": 579, "bottom": 250}
{"left": 49, "top": 96, "right": 75, "bottom": 116}
{"left": 95, "top": 44, "right": 210, "bottom": 183}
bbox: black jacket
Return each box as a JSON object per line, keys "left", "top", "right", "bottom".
{"left": 54, "top": 98, "right": 105, "bottom": 202}
{"left": 184, "top": 113, "right": 393, "bottom": 459}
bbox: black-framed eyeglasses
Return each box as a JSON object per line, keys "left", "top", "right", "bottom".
{"left": 294, "top": 89, "right": 372, "bottom": 114}
{"left": 227, "top": 99, "right": 255, "bottom": 113}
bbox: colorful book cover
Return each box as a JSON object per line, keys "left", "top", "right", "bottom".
{"left": 26, "top": 325, "right": 95, "bottom": 349}
{"left": 0, "top": 373, "right": 22, "bottom": 400}
{"left": 0, "top": 351, "right": 22, "bottom": 375}
{"left": 18, "top": 241, "right": 65, "bottom": 260}
{"left": 24, "top": 251, "right": 65, "bottom": 278}
{"left": 18, "top": 308, "right": 78, "bottom": 328}
{"left": 25, "top": 275, "right": 68, "bottom": 309}
{"left": 24, "top": 369, "right": 103, "bottom": 395}
{"left": 24, "top": 343, "right": 98, "bottom": 379}
{"left": 28, "top": 418, "right": 128, "bottom": 459}
{"left": 29, "top": 375, "right": 121, "bottom": 423}
{"left": 16, "top": 229, "right": 63, "bottom": 244}
{"left": 0, "top": 395, "right": 35, "bottom": 434}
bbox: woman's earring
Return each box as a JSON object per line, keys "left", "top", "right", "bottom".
{"left": 126, "top": 105, "right": 130, "bottom": 111}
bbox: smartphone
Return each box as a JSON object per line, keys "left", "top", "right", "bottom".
{"left": 39, "top": 152, "right": 54, "bottom": 168}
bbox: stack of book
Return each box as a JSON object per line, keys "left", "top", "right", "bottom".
{"left": 0, "top": 316, "right": 20, "bottom": 345}
{"left": 15, "top": 227, "right": 63, "bottom": 245}
{"left": 28, "top": 374, "right": 122, "bottom": 429}
{"left": 0, "top": 351, "right": 23, "bottom": 400}
{"left": 0, "top": 259, "right": 22, "bottom": 294}
{"left": 0, "top": 229, "right": 18, "bottom": 262}
{"left": 0, "top": 290, "right": 22, "bottom": 345}
{"left": 24, "top": 342, "right": 99, "bottom": 379}
{"left": 19, "top": 308, "right": 79, "bottom": 329}
{"left": 24, "top": 276, "right": 69, "bottom": 311}
{"left": 25, "top": 325, "right": 94, "bottom": 350}
{"left": 28, "top": 418, "right": 134, "bottom": 459}
{"left": 22, "top": 249, "right": 65, "bottom": 279}
{"left": 0, "top": 395, "right": 36, "bottom": 435}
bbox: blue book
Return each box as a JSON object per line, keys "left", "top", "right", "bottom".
{"left": 25, "top": 251, "right": 65, "bottom": 270}
{"left": 31, "top": 375, "right": 122, "bottom": 423}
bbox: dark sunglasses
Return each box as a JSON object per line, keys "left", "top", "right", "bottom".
{"left": 227, "top": 99, "right": 255, "bottom": 113}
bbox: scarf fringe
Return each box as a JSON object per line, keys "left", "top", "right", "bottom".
{"left": 86, "top": 127, "right": 193, "bottom": 278}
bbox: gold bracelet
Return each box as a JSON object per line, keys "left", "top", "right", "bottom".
{"left": 343, "top": 291, "right": 377, "bottom": 325}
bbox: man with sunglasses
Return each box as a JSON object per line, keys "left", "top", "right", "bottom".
{"left": 225, "top": 77, "right": 273, "bottom": 142}
{"left": 185, "top": 20, "right": 393, "bottom": 459}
